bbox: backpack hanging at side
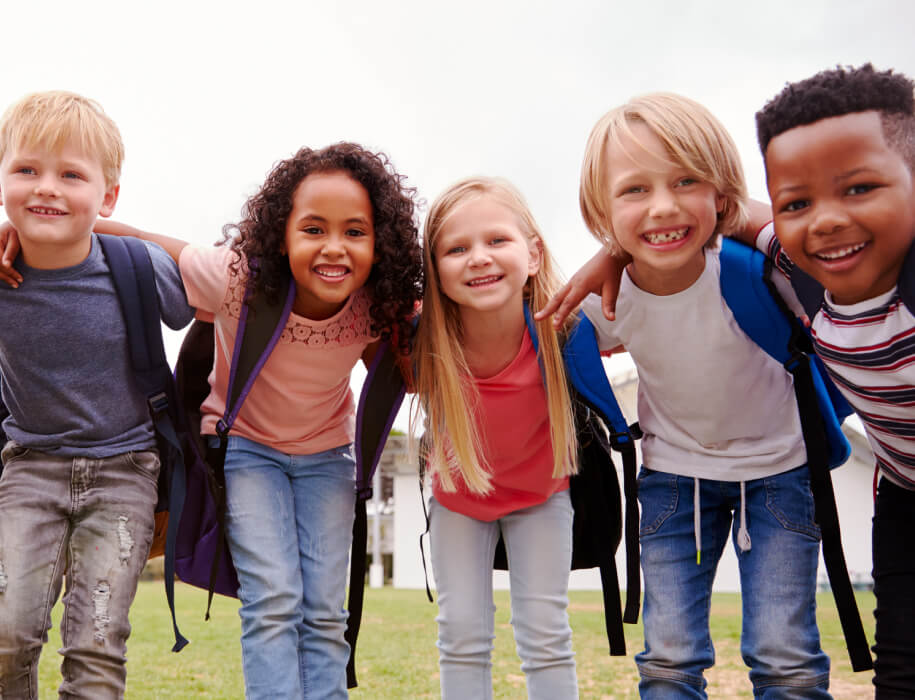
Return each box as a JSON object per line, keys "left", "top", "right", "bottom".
{"left": 719, "top": 237, "right": 871, "bottom": 672}
{"left": 97, "top": 233, "right": 190, "bottom": 652}
{"left": 418, "top": 310, "right": 640, "bottom": 657}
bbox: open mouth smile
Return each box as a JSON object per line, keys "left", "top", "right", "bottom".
{"left": 467, "top": 275, "right": 503, "bottom": 287}
{"left": 28, "top": 206, "right": 67, "bottom": 216}
{"left": 812, "top": 242, "right": 867, "bottom": 261}
{"left": 643, "top": 227, "right": 688, "bottom": 245}
{"left": 314, "top": 265, "right": 350, "bottom": 281}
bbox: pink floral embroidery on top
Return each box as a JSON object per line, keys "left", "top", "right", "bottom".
{"left": 220, "top": 271, "right": 375, "bottom": 349}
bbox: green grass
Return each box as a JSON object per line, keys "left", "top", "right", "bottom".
{"left": 36, "top": 581, "right": 875, "bottom": 698}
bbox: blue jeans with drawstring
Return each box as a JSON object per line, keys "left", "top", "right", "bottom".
{"left": 636, "top": 465, "right": 831, "bottom": 699}
{"left": 220, "top": 435, "right": 356, "bottom": 700}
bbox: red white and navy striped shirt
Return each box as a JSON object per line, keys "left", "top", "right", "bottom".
{"left": 758, "top": 226, "right": 915, "bottom": 490}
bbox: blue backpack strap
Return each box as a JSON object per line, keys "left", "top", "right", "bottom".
{"left": 719, "top": 238, "right": 851, "bottom": 467}
{"left": 97, "top": 234, "right": 189, "bottom": 652}
{"left": 523, "top": 307, "right": 640, "bottom": 654}
{"left": 719, "top": 237, "right": 872, "bottom": 672}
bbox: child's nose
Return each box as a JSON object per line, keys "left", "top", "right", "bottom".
{"left": 321, "top": 235, "right": 346, "bottom": 256}
{"left": 648, "top": 189, "right": 678, "bottom": 217}
{"left": 808, "top": 201, "right": 850, "bottom": 236}
{"left": 33, "top": 176, "right": 59, "bottom": 197}
{"left": 468, "top": 245, "right": 491, "bottom": 266}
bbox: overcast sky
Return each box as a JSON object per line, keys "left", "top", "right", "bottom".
{"left": 4, "top": 0, "right": 915, "bottom": 429}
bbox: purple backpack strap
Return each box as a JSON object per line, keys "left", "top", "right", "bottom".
{"left": 217, "top": 281, "right": 296, "bottom": 437}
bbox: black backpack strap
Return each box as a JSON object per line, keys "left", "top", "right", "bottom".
{"left": 345, "top": 340, "right": 408, "bottom": 688}
{"left": 789, "top": 266, "right": 827, "bottom": 320}
{"left": 619, "top": 428, "right": 641, "bottom": 626}
{"left": 764, "top": 266, "right": 873, "bottom": 672}
{"left": 897, "top": 240, "right": 915, "bottom": 313}
{"left": 417, "top": 434, "right": 435, "bottom": 603}
{"left": 98, "top": 234, "right": 189, "bottom": 652}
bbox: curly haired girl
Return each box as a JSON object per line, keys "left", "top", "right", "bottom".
{"left": 90, "top": 142, "right": 423, "bottom": 700}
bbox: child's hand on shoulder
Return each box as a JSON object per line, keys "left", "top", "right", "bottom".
{"left": 0, "top": 221, "right": 22, "bottom": 288}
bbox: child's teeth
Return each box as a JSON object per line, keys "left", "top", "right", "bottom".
{"left": 645, "top": 228, "right": 687, "bottom": 244}
{"left": 817, "top": 243, "right": 866, "bottom": 260}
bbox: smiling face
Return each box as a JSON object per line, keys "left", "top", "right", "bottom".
{"left": 604, "top": 122, "right": 724, "bottom": 295}
{"left": 433, "top": 195, "right": 541, "bottom": 324}
{"left": 283, "top": 170, "right": 376, "bottom": 320}
{"left": 766, "top": 110, "right": 915, "bottom": 305}
{"left": 0, "top": 141, "right": 118, "bottom": 269}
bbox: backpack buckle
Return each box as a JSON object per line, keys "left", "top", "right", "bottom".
{"left": 357, "top": 485, "right": 373, "bottom": 501}
{"left": 148, "top": 392, "right": 169, "bottom": 415}
{"left": 215, "top": 419, "right": 229, "bottom": 438}
{"left": 783, "top": 350, "right": 807, "bottom": 374}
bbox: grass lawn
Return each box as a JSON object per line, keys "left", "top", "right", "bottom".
{"left": 36, "top": 581, "right": 875, "bottom": 698}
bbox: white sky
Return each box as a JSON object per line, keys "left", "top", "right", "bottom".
{"left": 4, "top": 0, "right": 915, "bottom": 429}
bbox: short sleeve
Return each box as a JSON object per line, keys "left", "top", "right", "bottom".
{"left": 755, "top": 222, "right": 795, "bottom": 279}
{"left": 179, "top": 245, "right": 237, "bottom": 315}
{"left": 144, "top": 240, "right": 194, "bottom": 330}
{"left": 581, "top": 293, "right": 622, "bottom": 352}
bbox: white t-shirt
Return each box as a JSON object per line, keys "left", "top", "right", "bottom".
{"left": 582, "top": 246, "right": 807, "bottom": 481}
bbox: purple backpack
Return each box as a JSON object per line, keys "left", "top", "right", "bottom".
{"left": 173, "top": 272, "right": 407, "bottom": 688}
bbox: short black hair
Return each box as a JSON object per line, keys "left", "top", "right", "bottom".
{"left": 756, "top": 63, "right": 915, "bottom": 170}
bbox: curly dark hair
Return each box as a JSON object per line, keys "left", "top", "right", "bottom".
{"left": 223, "top": 142, "right": 423, "bottom": 353}
{"left": 756, "top": 63, "right": 915, "bottom": 171}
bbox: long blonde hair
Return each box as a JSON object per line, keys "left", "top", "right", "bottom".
{"left": 411, "top": 177, "right": 578, "bottom": 494}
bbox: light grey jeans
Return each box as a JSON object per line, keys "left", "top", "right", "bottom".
{"left": 0, "top": 441, "right": 159, "bottom": 700}
{"left": 429, "top": 489, "right": 578, "bottom": 700}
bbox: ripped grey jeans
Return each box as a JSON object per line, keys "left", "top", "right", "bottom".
{"left": 0, "top": 441, "right": 158, "bottom": 700}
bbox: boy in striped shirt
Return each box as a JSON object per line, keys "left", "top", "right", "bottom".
{"left": 755, "top": 63, "right": 915, "bottom": 699}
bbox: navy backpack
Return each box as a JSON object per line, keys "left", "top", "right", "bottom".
{"left": 0, "top": 234, "right": 191, "bottom": 652}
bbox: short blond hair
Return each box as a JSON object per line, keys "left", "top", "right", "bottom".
{"left": 580, "top": 93, "right": 747, "bottom": 254}
{"left": 411, "top": 176, "right": 577, "bottom": 494}
{"left": 0, "top": 91, "right": 123, "bottom": 188}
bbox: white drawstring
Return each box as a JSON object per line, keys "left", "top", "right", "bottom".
{"left": 737, "top": 480, "right": 752, "bottom": 553}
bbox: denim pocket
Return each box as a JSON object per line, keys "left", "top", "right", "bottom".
{"left": 0, "top": 441, "right": 30, "bottom": 466}
{"left": 638, "top": 467, "right": 679, "bottom": 536}
{"left": 124, "top": 450, "right": 162, "bottom": 484}
{"left": 764, "top": 466, "right": 821, "bottom": 541}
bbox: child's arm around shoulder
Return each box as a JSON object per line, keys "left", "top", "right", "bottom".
{"left": 93, "top": 220, "right": 188, "bottom": 264}
{"left": 534, "top": 248, "right": 631, "bottom": 327}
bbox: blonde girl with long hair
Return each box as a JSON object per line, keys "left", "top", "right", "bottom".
{"left": 412, "top": 177, "right": 580, "bottom": 699}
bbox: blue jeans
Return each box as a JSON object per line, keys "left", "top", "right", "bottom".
{"left": 429, "top": 490, "right": 578, "bottom": 700}
{"left": 0, "top": 441, "right": 159, "bottom": 700}
{"left": 221, "top": 436, "right": 356, "bottom": 700}
{"left": 636, "top": 466, "right": 831, "bottom": 699}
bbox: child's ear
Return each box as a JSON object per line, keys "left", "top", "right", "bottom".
{"left": 528, "top": 239, "right": 543, "bottom": 276}
{"left": 98, "top": 184, "right": 120, "bottom": 218}
{"left": 716, "top": 193, "right": 726, "bottom": 213}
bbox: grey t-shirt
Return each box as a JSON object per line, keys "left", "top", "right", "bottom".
{"left": 0, "top": 235, "right": 194, "bottom": 457}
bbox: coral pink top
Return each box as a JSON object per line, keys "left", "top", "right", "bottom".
{"left": 432, "top": 331, "right": 569, "bottom": 521}
{"left": 179, "top": 245, "right": 376, "bottom": 454}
